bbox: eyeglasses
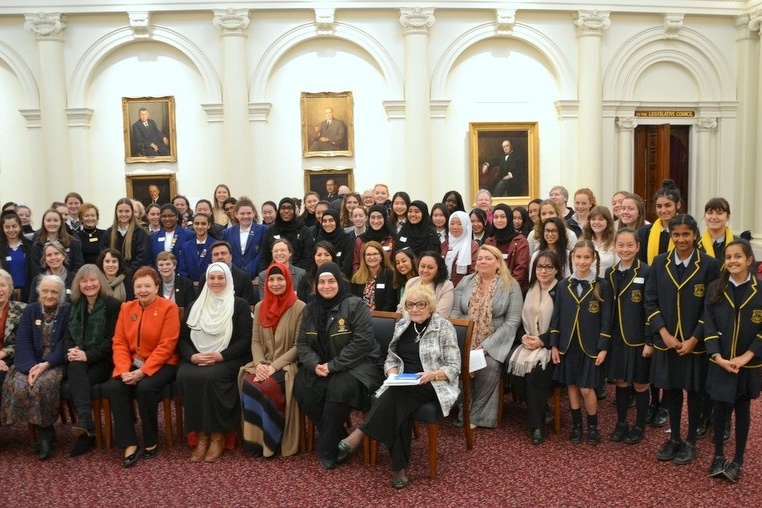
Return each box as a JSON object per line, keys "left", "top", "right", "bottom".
{"left": 544, "top": 229, "right": 559, "bottom": 235}
{"left": 536, "top": 265, "right": 556, "bottom": 271}
{"left": 404, "top": 301, "right": 428, "bottom": 310}
{"left": 365, "top": 252, "right": 381, "bottom": 258}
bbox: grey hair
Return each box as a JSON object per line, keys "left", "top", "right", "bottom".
{"left": 69, "top": 264, "right": 114, "bottom": 303}
{"left": 36, "top": 274, "right": 66, "bottom": 305}
{"left": 0, "top": 268, "right": 14, "bottom": 294}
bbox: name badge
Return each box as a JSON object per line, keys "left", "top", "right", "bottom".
{"left": 633, "top": 277, "right": 644, "bottom": 284}
{"left": 337, "top": 251, "right": 343, "bottom": 257}
{"left": 377, "top": 283, "right": 386, "bottom": 289}
{"left": 273, "top": 235, "right": 281, "bottom": 240}
{"left": 5, "top": 256, "right": 10, "bottom": 261}
{"left": 382, "top": 245, "right": 391, "bottom": 251}
{"left": 89, "top": 237, "right": 98, "bottom": 242}
{"left": 158, "top": 237, "right": 166, "bottom": 241}
{"left": 502, "top": 254, "right": 508, "bottom": 259}
{"left": 66, "top": 289, "right": 71, "bottom": 294}
{"left": 399, "top": 236, "right": 407, "bottom": 242}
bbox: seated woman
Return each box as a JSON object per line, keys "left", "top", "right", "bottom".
{"left": 96, "top": 248, "right": 134, "bottom": 302}
{"left": 257, "top": 239, "right": 308, "bottom": 301}
{"left": 29, "top": 241, "right": 75, "bottom": 303}
{"left": 451, "top": 244, "right": 523, "bottom": 428}
{"left": 0, "top": 275, "right": 71, "bottom": 460}
{"left": 177, "top": 263, "right": 253, "bottom": 462}
{"left": 401, "top": 252, "right": 454, "bottom": 318}
{"left": 0, "top": 269, "right": 26, "bottom": 389}
{"left": 507, "top": 251, "right": 562, "bottom": 445}
{"left": 293, "top": 262, "right": 384, "bottom": 470}
{"left": 156, "top": 251, "right": 197, "bottom": 309}
{"left": 64, "top": 264, "right": 122, "bottom": 456}
{"left": 104, "top": 266, "right": 180, "bottom": 467}
{"left": 239, "top": 263, "right": 306, "bottom": 457}
{"left": 392, "top": 247, "right": 418, "bottom": 305}
{"left": 350, "top": 241, "right": 396, "bottom": 312}
{"left": 340, "top": 285, "right": 460, "bottom": 489}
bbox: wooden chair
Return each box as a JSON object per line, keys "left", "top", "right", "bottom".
{"left": 368, "top": 317, "right": 475, "bottom": 480}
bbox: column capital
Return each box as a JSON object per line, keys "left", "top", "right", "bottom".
{"left": 19, "top": 108, "right": 43, "bottom": 129}
{"left": 574, "top": 10, "right": 610, "bottom": 36}
{"left": 66, "top": 107, "right": 94, "bottom": 128}
{"left": 616, "top": 116, "right": 638, "bottom": 131}
{"left": 213, "top": 8, "right": 250, "bottom": 36}
{"left": 24, "top": 12, "right": 67, "bottom": 40}
{"left": 695, "top": 117, "right": 718, "bottom": 131}
{"left": 383, "top": 100, "right": 406, "bottom": 120}
{"left": 495, "top": 9, "right": 516, "bottom": 36}
{"left": 749, "top": 10, "right": 762, "bottom": 33}
{"left": 399, "top": 7, "right": 435, "bottom": 35}
{"left": 663, "top": 14, "right": 684, "bottom": 40}
{"left": 249, "top": 102, "right": 272, "bottom": 123}
{"left": 128, "top": 11, "right": 151, "bottom": 40}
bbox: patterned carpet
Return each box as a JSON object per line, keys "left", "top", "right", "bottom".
{"left": 1, "top": 384, "right": 760, "bottom": 507}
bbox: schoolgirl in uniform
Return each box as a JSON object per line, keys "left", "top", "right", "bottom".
{"left": 606, "top": 228, "right": 651, "bottom": 444}
{"left": 704, "top": 240, "right": 762, "bottom": 483}
{"left": 637, "top": 179, "right": 682, "bottom": 428}
{"left": 644, "top": 214, "right": 720, "bottom": 465}
{"left": 550, "top": 240, "right": 613, "bottom": 444}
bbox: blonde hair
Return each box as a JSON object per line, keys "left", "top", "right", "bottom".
{"left": 400, "top": 284, "right": 437, "bottom": 317}
{"left": 478, "top": 244, "right": 515, "bottom": 289}
{"left": 351, "top": 241, "right": 392, "bottom": 285}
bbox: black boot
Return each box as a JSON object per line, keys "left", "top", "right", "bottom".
{"left": 36, "top": 426, "right": 55, "bottom": 460}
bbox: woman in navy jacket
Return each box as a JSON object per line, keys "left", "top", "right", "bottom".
{"left": 222, "top": 199, "right": 268, "bottom": 279}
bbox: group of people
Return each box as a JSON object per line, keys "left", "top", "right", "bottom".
{"left": 0, "top": 178, "right": 759, "bottom": 488}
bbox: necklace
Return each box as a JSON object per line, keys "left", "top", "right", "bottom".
{"left": 413, "top": 322, "right": 427, "bottom": 342}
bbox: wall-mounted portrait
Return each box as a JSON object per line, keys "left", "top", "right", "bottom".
{"left": 123, "top": 96, "right": 177, "bottom": 163}
{"left": 470, "top": 122, "right": 539, "bottom": 206}
{"left": 304, "top": 169, "right": 355, "bottom": 198}
{"left": 126, "top": 174, "right": 178, "bottom": 208}
{"left": 301, "top": 91, "right": 354, "bottom": 157}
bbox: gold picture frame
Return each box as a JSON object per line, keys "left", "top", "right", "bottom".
{"left": 303, "top": 169, "right": 354, "bottom": 197}
{"left": 469, "top": 122, "right": 539, "bottom": 206}
{"left": 123, "top": 96, "right": 177, "bottom": 163}
{"left": 301, "top": 91, "right": 354, "bottom": 157}
{"left": 126, "top": 174, "right": 178, "bottom": 208}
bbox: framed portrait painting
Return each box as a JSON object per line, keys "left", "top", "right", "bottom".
{"left": 123, "top": 96, "right": 177, "bottom": 163}
{"left": 304, "top": 169, "right": 354, "bottom": 198}
{"left": 301, "top": 91, "right": 354, "bottom": 157}
{"left": 469, "top": 122, "right": 539, "bottom": 206}
{"left": 126, "top": 174, "right": 177, "bottom": 208}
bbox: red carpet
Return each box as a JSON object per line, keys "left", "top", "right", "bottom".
{"left": 1, "top": 385, "right": 759, "bottom": 507}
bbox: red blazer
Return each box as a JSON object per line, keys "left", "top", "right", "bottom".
{"left": 112, "top": 297, "right": 180, "bottom": 377}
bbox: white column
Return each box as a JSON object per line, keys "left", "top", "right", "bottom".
{"left": 399, "top": 7, "right": 434, "bottom": 199}
{"left": 24, "top": 12, "right": 72, "bottom": 201}
{"left": 615, "top": 116, "right": 637, "bottom": 191}
{"left": 574, "top": 10, "right": 610, "bottom": 199}
{"left": 213, "top": 8, "right": 251, "bottom": 188}
{"left": 748, "top": 12, "right": 762, "bottom": 245}
{"left": 66, "top": 108, "right": 94, "bottom": 198}
{"left": 248, "top": 103, "right": 271, "bottom": 204}
{"left": 694, "top": 117, "right": 717, "bottom": 215}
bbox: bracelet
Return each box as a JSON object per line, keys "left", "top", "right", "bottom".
{"left": 433, "top": 371, "right": 438, "bottom": 381}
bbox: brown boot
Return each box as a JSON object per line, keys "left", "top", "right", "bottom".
{"left": 191, "top": 432, "right": 210, "bottom": 462}
{"left": 204, "top": 432, "right": 225, "bottom": 462}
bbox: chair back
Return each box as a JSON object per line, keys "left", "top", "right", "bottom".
{"left": 12, "top": 288, "right": 22, "bottom": 302}
{"left": 447, "top": 317, "right": 474, "bottom": 447}
{"left": 370, "top": 310, "right": 399, "bottom": 353}
{"left": 177, "top": 306, "right": 185, "bottom": 322}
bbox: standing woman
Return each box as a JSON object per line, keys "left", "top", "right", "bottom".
{"left": 699, "top": 197, "right": 736, "bottom": 262}
{"left": 64, "top": 265, "right": 122, "bottom": 456}
{"left": 150, "top": 204, "right": 193, "bottom": 266}
{"left": 611, "top": 191, "right": 628, "bottom": 226}
{"left": 617, "top": 193, "right": 648, "bottom": 231}
{"left": 530, "top": 217, "right": 571, "bottom": 278}
{"left": 451, "top": 244, "right": 523, "bottom": 428}
{"left": 474, "top": 189, "right": 494, "bottom": 223}
{"left": 212, "top": 184, "right": 232, "bottom": 227}
{"left": 239, "top": 262, "right": 305, "bottom": 457}
{"left": 644, "top": 214, "right": 719, "bottom": 466}
{"left": 314, "top": 209, "right": 353, "bottom": 278}
{"left": 260, "top": 201, "right": 277, "bottom": 227}
{"left": 96, "top": 248, "right": 134, "bottom": 302}
{"left": 582, "top": 206, "right": 619, "bottom": 275}
{"left": 507, "top": 251, "right": 561, "bottom": 444}
{"left": 259, "top": 198, "right": 314, "bottom": 272}
{"left": 392, "top": 248, "right": 418, "bottom": 305}
{"left": 527, "top": 199, "right": 543, "bottom": 226}
{"left": 177, "top": 212, "right": 215, "bottom": 283}
{"left": 0, "top": 269, "right": 26, "bottom": 391}
{"left": 155, "top": 251, "right": 197, "bottom": 309}
{"left": 31, "top": 209, "right": 84, "bottom": 277}
{"left": 105, "top": 266, "right": 180, "bottom": 467}
{"left": 396, "top": 200, "right": 439, "bottom": 257}
{"left": 177, "top": 262, "right": 253, "bottom": 462}
{"left": 350, "top": 241, "right": 396, "bottom": 312}
{"left": 347, "top": 206, "right": 367, "bottom": 240}
{"left": 442, "top": 190, "right": 466, "bottom": 214}
{"left": 171, "top": 195, "right": 193, "bottom": 228}
{"left": 527, "top": 199, "right": 578, "bottom": 254}
{"left": 293, "top": 262, "right": 383, "bottom": 470}
{"left": 144, "top": 203, "right": 162, "bottom": 235}
{"left": 469, "top": 208, "right": 489, "bottom": 245}
{"left": 606, "top": 229, "right": 652, "bottom": 445}
{"left": 339, "top": 192, "right": 362, "bottom": 229}
{"left": 512, "top": 206, "right": 533, "bottom": 237}
{"left": 29, "top": 242, "right": 75, "bottom": 303}
{"left": 486, "top": 204, "right": 530, "bottom": 290}
{"left": 299, "top": 191, "right": 320, "bottom": 228}
{"left": 704, "top": 240, "right": 762, "bottom": 483}
{"left": 1, "top": 276, "right": 70, "bottom": 460}
{"left": 0, "top": 212, "right": 34, "bottom": 301}
{"left": 402, "top": 252, "right": 454, "bottom": 318}
{"left": 222, "top": 198, "right": 268, "bottom": 279}
{"left": 100, "top": 198, "right": 151, "bottom": 276}
{"left": 431, "top": 203, "right": 449, "bottom": 245}
{"left": 76, "top": 203, "right": 106, "bottom": 265}
{"left": 566, "top": 188, "right": 596, "bottom": 236}
{"left": 353, "top": 205, "right": 395, "bottom": 272}
{"left": 389, "top": 192, "right": 411, "bottom": 233}
{"left": 442, "top": 211, "right": 478, "bottom": 287}
{"left": 16, "top": 205, "right": 35, "bottom": 238}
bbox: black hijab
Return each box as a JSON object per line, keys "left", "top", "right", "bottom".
{"left": 491, "top": 203, "right": 518, "bottom": 245}
{"left": 360, "top": 205, "right": 395, "bottom": 244}
{"left": 316, "top": 209, "right": 345, "bottom": 245}
{"left": 314, "top": 262, "right": 351, "bottom": 342}
{"left": 397, "top": 200, "right": 436, "bottom": 255}
{"left": 273, "top": 197, "right": 302, "bottom": 236}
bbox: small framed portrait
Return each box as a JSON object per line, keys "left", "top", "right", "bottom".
{"left": 304, "top": 169, "right": 354, "bottom": 198}
{"left": 469, "top": 122, "right": 539, "bottom": 206}
{"left": 126, "top": 174, "right": 177, "bottom": 208}
{"left": 301, "top": 91, "right": 354, "bottom": 157}
{"left": 123, "top": 96, "right": 177, "bottom": 163}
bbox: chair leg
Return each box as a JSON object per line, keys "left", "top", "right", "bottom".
{"left": 362, "top": 435, "right": 370, "bottom": 465}
{"left": 371, "top": 438, "right": 378, "bottom": 465}
{"left": 427, "top": 423, "right": 438, "bottom": 480}
{"left": 162, "top": 397, "right": 174, "bottom": 447}
{"left": 173, "top": 395, "right": 183, "bottom": 446}
{"left": 412, "top": 420, "right": 420, "bottom": 439}
{"left": 102, "top": 398, "right": 112, "bottom": 449}
{"left": 553, "top": 386, "right": 562, "bottom": 433}
{"left": 93, "top": 399, "right": 103, "bottom": 449}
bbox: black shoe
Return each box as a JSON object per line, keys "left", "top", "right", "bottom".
{"left": 723, "top": 461, "right": 741, "bottom": 483}
{"left": 651, "top": 407, "right": 668, "bottom": 428}
{"left": 673, "top": 441, "right": 696, "bottom": 465}
{"left": 37, "top": 439, "right": 53, "bottom": 461}
{"left": 531, "top": 428, "right": 545, "bottom": 445}
{"left": 645, "top": 405, "right": 657, "bottom": 424}
{"left": 320, "top": 458, "right": 337, "bottom": 470}
{"left": 656, "top": 439, "right": 682, "bottom": 461}
{"left": 587, "top": 425, "right": 600, "bottom": 445}
{"left": 696, "top": 418, "right": 711, "bottom": 439}
{"left": 596, "top": 386, "right": 607, "bottom": 400}
{"left": 708, "top": 456, "right": 727, "bottom": 477}
{"left": 609, "top": 422, "right": 629, "bottom": 442}
{"left": 143, "top": 445, "right": 158, "bottom": 459}
{"left": 123, "top": 446, "right": 143, "bottom": 468}
{"left": 70, "top": 434, "right": 95, "bottom": 457}
{"left": 569, "top": 425, "right": 583, "bottom": 444}
{"left": 337, "top": 439, "right": 356, "bottom": 464}
{"left": 623, "top": 426, "right": 644, "bottom": 445}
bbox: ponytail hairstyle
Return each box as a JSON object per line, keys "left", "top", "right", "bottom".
{"left": 569, "top": 239, "right": 603, "bottom": 301}
{"left": 667, "top": 213, "right": 700, "bottom": 249}
{"left": 708, "top": 239, "right": 755, "bottom": 305}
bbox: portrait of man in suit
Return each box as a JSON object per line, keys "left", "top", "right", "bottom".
{"left": 301, "top": 91, "right": 354, "bottom": 157}
{"left": 123, "top": 96, "right": 177, "bottom": 163}
{"left": 131, "top": 107, "right": 170, "bottom": 157}
{"left": 309, "top": 107, "right": 347, "bottom": 151}
{"left": 481, "top": 139, "right": 527, "bottom": 197}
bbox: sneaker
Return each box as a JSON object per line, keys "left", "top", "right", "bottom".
{"left": 609, "top": 422, "right": 629, "bottom": 442}
{"left": 656, "top": 439, "right": 682, "bottom": 461}
{"left": 673, "top": 441, "right": 696, "bottom": 465}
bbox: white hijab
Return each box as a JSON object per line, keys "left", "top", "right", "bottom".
{"left": 445, "top": 211, "right": 473, "bottom": 276}
{"left": 186, "top": 262, "right": 235, "bottom": 353}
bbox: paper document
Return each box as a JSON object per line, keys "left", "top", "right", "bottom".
{"left": 470, "top": 350, "right": 487, "bottom": 373}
